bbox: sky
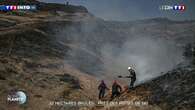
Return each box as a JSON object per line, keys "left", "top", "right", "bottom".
{"left": 39, "top": 0, "right": 195, "bottom": 21}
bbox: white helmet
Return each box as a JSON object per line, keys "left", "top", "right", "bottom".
{"left": 128, "top": 66, "right": 132, "bottom": 70}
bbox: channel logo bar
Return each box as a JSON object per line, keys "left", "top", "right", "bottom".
{"left": 0, "top": 5, "right": 37, "bottom": 11}
{"left": 160, "top": 4, "right": 186, "bottom": 11}
{"left": 173, "top": 5, "right": 185, "bottom": 11}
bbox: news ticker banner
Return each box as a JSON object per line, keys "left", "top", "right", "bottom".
{"left": 0, "top": 5, "right": 37, "bottom": 11}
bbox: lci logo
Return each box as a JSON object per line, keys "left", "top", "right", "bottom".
{"left": 7, "top": 90, "right": 27, "bottom": 105}
{"left": 160, "top": 4, "right": 186, "bottom": 12}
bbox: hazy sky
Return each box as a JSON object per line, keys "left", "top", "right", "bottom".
{"left": 39, "top": 0, "right": 195, "bottom": 21}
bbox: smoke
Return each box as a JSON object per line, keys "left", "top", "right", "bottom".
{"left": 101, "top": 37, "right": 184, "bottom": 84}
{"left": 55, "top": 20, "right": 106, "bottom": 75}
{"left": 55, "top": 20, "right": 184, "bottom": 84}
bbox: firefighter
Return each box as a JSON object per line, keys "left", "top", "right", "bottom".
{"left": 111, "top": 80, "right": 122, "bottom": 99}
{"left": 98, "top": 80, "right": 109, "bottom": 99}
{"left": 127, "top": 66, "right": 136, "bottom": 89}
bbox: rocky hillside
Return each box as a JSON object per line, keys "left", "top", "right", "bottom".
{"left": 0, "top": 0, "right": 195, "bottom": 110}
{"left": 0, "top": 1, "right": 98, "bottom": 110}
{"left": 91, "top": 46, "right": 195, "bottom": 110}
{"left": 108, "top": 62, "right": 195, "bottom": 110}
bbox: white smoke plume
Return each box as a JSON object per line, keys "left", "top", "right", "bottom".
{"left": 101, "top": 37, "right": 184, "bottom": 84}
{"left": 55, "top": 20, "right": 184, "bottom": 84}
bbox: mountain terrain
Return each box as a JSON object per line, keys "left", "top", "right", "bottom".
{"left": 0, "top": 0, "right": 195, "bottom": 110}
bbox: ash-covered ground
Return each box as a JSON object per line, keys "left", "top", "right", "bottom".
{"left": 0, "top": 1, "right": 195, "bottom": 110}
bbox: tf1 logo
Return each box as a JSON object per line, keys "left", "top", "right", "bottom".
{"left": 160, "top": 4, "right": 186, "bottom": 12}
{"left": 173, "top": 5, "right": 185, "bottom": 11}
